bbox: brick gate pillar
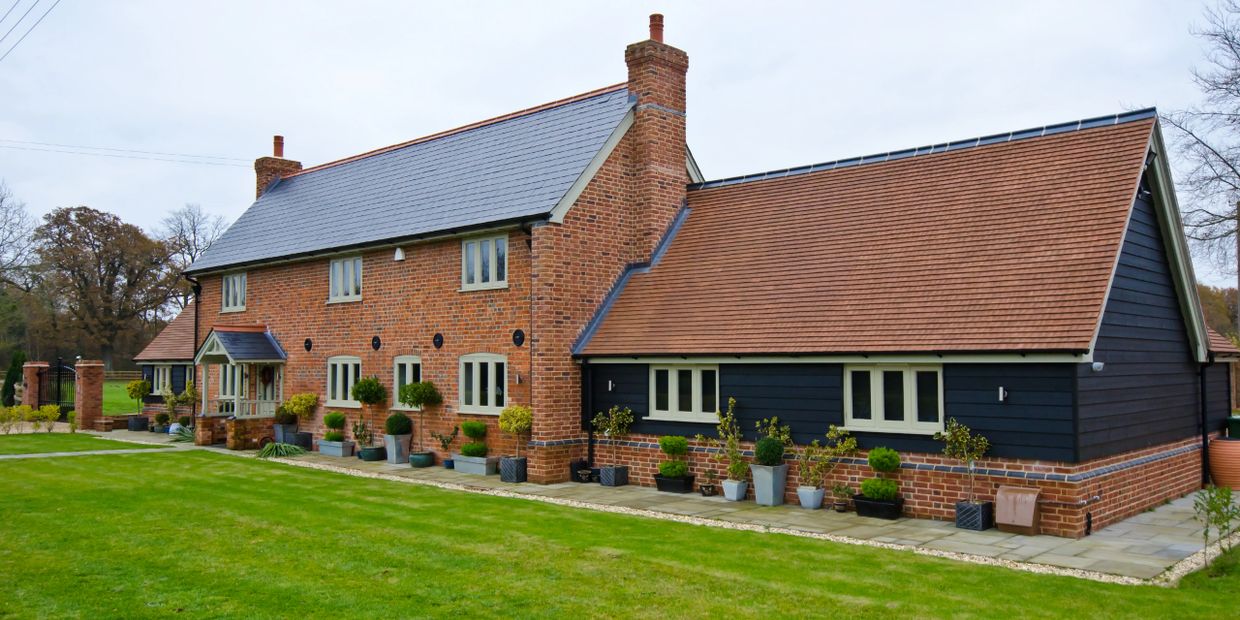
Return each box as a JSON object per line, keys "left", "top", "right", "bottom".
{"left": 73, "top": 360, "right": 104, "bottom": 431}
{"left": 21, "top": 361, "right": 47, "bottom": 407}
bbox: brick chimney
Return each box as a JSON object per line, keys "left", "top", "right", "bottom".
{"left": 254, "top": 135, "right": 303, "bottom": 199}
{"left": 626, "top": 13, "right": 689, "bottom": 255}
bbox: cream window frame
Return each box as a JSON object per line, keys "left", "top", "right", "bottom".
{"left": 460, "top": 234, "right": 508, "bottom": 292}
{"left": 646, "top": 365, "right": 719, "bottom": 423}
{"left": 151, "top": 365, "right": 172, "bottom": 394}
{"left": 218, "top": 363, "right": 243, "bottom": 398}
{"left": 458, "top": 353, "right": 507, "bottom": 414}
{"left": 391, "top": 355, "right": 423, "bottom": 411}
{"left": 328, "top": 256, "right": 363, "bottom": 303}
{"left": 326, "top": 356, "right": 362, "bottom": 408}
{"left": 222, "top": 272, "right": 246, "bottom": 312}
{"left": 843, "top": 365, "right": 944, "bottom": 435}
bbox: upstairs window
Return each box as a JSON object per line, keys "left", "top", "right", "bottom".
{"left": 844, "top": 365, "right": 942, "bottom": 434}
{"left": 222, "top": 273, "right": 246, "bottom": 312}
{"left": 392, "top": 356, "right": 423, "bottom": 410}
{"left": 459, "top": 353, "right": 506, "bottom": 414}
{"left": 648, "top": 365, "right": 718, "bottom": 423}
{"left": 329, "top": 256, "right": 363, "bottom": 302}
{"left": 461, "top": 234, "right": 508, "bottom": 291}
{"left": 326, "top": 356, "right": 362, "bottom": 407}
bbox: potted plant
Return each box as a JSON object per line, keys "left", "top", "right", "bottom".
{"left": 351, "top": 376, "right": 387, "bottom": 418}
{"left": 699, "top": 470, "right": 718, "bottom": 497}
{"left": 934, "top": 417, "right": 994, "bottom": 530}
{"left": 854, "top": 446, "right": 903, "bottom": 519}
{"left": 383, "top": 412, "right": 413, "bottom": 465}
{"left": 354, "top": 419, "right": 386, "bottom": 461}
{"left": 591, "top": 405, "right": 634, "bottom": 487}
{"left": 831, "top": 483, "right": 852, "bottom": 512}
{"left": 454, "top": 421, "right": 498, "bottom": 475}
{"left": 795, "top": 425, "right": 857, "bottom": 509}
{"left": 279, "top": 392, "right": 318, "bottom": 449}
{"left": 398, "top": 381, "right": 443, "bottom": 467}
{"left": 318, "top": 411, "right": 354, "bottom": 457}
{"left": 750, "top": 417, "right": 792, "bottom": 506}
{"left": 126, "top": 379, "right": 151, "bottom": 431}
{"left": 431, "top": 426, "right": 459, "bottom": 469}
{"left": 696, "top": 397, "right": 748, "bottom": 501}
{"left": 153, "top": 412, "right": 171, "bottom": 433}
{"left": 654, "top": 435, "right": 695, "bottom": 493}
{"left": 499, "top": 404, "right": 533, "bottom": 483}
{"left": 272, "top": 404, "right": 298, "bottom": 444}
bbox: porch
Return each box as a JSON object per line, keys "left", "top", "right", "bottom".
{"left": 193, "top": 326, "right": 288, "bottom": 445}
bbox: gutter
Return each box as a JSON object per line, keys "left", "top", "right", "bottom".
{"left": 184, "top": 274, "right": 202, "bottom": 419}
{"left": 1200, "top": 353, "right": 1215, "bottom": 486}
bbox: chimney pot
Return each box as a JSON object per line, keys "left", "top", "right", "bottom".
{"left": 649, "top": 13, "right": 664, "bottom": 43}
{"left": 273, "top": 135, "right": 284, "bottom": 158}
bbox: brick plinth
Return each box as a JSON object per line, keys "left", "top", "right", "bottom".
{"left": 196, "top": 415, "right": 228, "bottom": 446}
{"left": 20, "top": 362, "right": 47, "bottom": 407}
{"left": 225, "top": 417, "right": 274, "bottom": 450}
{"left": 72, "top": 360, "right": 104, "bottom": 431}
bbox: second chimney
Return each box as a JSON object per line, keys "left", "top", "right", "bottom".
{"left": 254, "top": 134, "right": 303, "bottom": 199}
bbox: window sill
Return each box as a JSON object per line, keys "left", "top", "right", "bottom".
{"left": 221, "top": 307, "right": 246, "bottom": 314}
{"left": 459, "top": 282, "right": 509, "bottom": 293}
{"left": 643, "top": 413, "right": 716, "bottom": 424}
{"left": 457, "top": 406, "right": 501, "bottom": 416}
{"left": 325, "top": 400, "right": 362, "bottom": 409}
{"left": 842, "top": 425, "right": 941, "bottom": 436}
{"left": 389, "top": 405, "right": 422, "bottom": 412}
{"left": 326, "top": 297, "right": 362, "bottom": 305}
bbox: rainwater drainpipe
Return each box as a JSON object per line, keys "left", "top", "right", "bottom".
{"left": 582, "top": 360, "right": 596, "bottom": 467}
{"left": 1200, "top": 353, "right": 1215, "bottom": 486}
{"left": 184, "top": 274, "right": 202, "bottom": 419}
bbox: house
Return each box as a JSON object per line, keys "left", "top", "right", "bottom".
{"left": 162, "top": 14, "right": 1233, "bottom": 537}
{"left": 133, "top": 301, "right": 197, "bottom": 418}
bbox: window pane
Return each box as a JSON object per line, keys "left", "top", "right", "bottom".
{"left": 883, "top": 371, "right": 904, "bottom": 421}
{"left": 495, "top": 362, "right": 505, "bottom": 407}
{"left": 353, "top": 258, "right": 362, "bottom": 295}
{"left": 495, "top": 237, "right": 506, "bottom": 282}
{"left": 655, "top": 369, "right": 669, "bottom": 411}
{"left": 223, "top": 278, "right": 230, "bottom": 305}
{"left": 464, "top": 242, "right": 476, "bottom": 285}
{"left": 411, "top": 363, "right": 421, "bottom": 384}
{"left": 701, "top": 369, "right": 717, "bottom": 413}
{"left": 480, "top": 362, "right": 490, "bottom": 407}
{"left": 239, "top": 274, "right": 245, "bottom": 305}
{"left": 677, "top": 369, "right": 693, "bottom": 412}
{"left": 850, "top": 370, "right": 871, "bottom": 420}
{"left": 331, "top": 261, "right": 340, "bottom": 297}
{"left": 329, "top": 364, "right": 337, "bottom": 400}
{"left": 480, "top": 239, "right": 491, "bottom": 283}
{"left": 463, "top": 362, "right": 474, "bottom": 406}
{"left": 396, "top": 364, "right": 407, "bottom": 390}
{"left": 916, "top": 371, "right": 940, "bottom": 423}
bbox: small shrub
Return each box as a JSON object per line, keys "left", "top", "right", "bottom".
{"left": 591, "top": 405, "right": 635, "bottom": 467}
{"left": 351, "top": 419, "right": 374, "bottom": 446}
{"left": 177, "top": 416, "right": 192, "bottom": 427}
{"left": 658, "top": 460, "right": 689, "bottom": 478}
{"left": 125, "top": 379, "right": 151, "bottom": 406}
{"left": 323, "top": 411, "right": 347, "bottom": 430}
{"left": 13, "top": 405, "right": 32, "bottom": 431}
{"left": 67, "top": 410, "right": 77, "bottom": 433}
{"left": 398, "top": 381, "right": 443, "bottom": 409}
{"left": 258, "top": 442, "right": 308, "bottom": 459}
{"left": 350, "top": 376, "right": 387, "bottom": 406}
{"left": 832, "top": 483, "right": 853, "bottom": 499}
{"left": 499, "top": 404, "right": 533, "bottom": 457}
{"left": 385, "top": 412, "right": 413, "bottom": 436}
{"left": 934, "top": 417, "right": 990, "bottom": 503}
{"left": 285, "top": 393, "right": 319, "bottom": 419}
{"left": 273, "top": 405, "right": 298, "bottom": 426}
{"left": 658, "top": 435, "right": 689, "bottom": 456}
{"left": 431, "top": 426, "right": 459, "bottom": 451}
{"left": 795, "top": 425, "right": 857, "bottom": 489}
{"left": 754, "top": 436, "right": 786, "bottom": 466}
{"left": 460, "top": 442, "right": 488, "bottom": 457}
{"left": 0, "top": 406, "right": 15, "bottom": 434}
{"left": 461, "top": 420, "right": 487, "bottom": 440}
{"left": 1195, "top": 484, "right": 1240, "bottom": 572}
{"left": 695, "top": 397, "right": 748, "bottom": 481}
{"left": 155, "top": 412, "right": 171, "bottom": 426}
{"left": 38, "top": 405, "right": 60, "bottom": 432}
{"left": 868, "top": 447, "right": 901, "bottom": 473}
{"left": 860, "top": 478, "right": 899, "bottom": 501}
{"left": 171, "top": 426, "right": 194, "bottom": 443}
{"left": 323, "top": 430, "right": 345, "bottom": 442}
{"left": 756, "top": 416, "right": 792, "bottom": 446}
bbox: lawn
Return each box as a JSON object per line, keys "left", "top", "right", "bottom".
{"left": 0, "top": 451, "right": 1236, "bottom": 619}
{"left": 0, "top": 433, "right": 167, "bottom": 455}
{"left": 103, "top": 379, "right": 141, "bottom": 415}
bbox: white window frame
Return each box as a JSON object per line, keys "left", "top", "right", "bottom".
{"left": 151, "top": 365, "right": 172, "bottom": 394}
{"left": 647, "top": 365, "right": 719, "bottom": 424}
{"left": 460, "top": 234, "right": 508, "bottom": 292}
{"left": 458, "top": 353, "right": 507, "bottom": 415}
{"left": 218, "top": 363, "right": 243, "bottom": 398}
{"left": 843, "top": 365, "right": 944, "bottom": 435}
{"left": 222, "top": 272, "right": 246, "bottom": 312}
{"left": 391, "top": 355, "right": 423, "bottom": 411}
{"left": 326, "top": 356, "right": 362, "bottom": 408}
{"left": 328, "top": 256, "right": 363, "bottom": 303}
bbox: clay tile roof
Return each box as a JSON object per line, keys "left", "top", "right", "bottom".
{"left": 580, "top": 113, "right": 1158, "bottom": 356}
{"left": 1207, "top": 327, "right": 1240, "bottom": 356}
{"left": 134, "top": 302, "right": 196, "bottom": 362}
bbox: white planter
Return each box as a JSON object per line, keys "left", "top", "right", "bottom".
{"left": 318, "top": 439, "right": 355, "bottom": 457}
{"left": 384, "top": 433, "right": 411, "bottom": 464}
{"left": 453, "top": 454, "right": 499, "bottom": 475}
{"left": 797, "top": 486, "right": 825, "bottom": 510}
{"left": 749, "top": 463, "right": 789, "bottom": 506}
{"left": 722, "top": 479, "right": 748, "bottom": 502}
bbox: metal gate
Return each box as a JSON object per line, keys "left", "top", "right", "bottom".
{"left": 36, "top": 359, "right": 76, "bottom": 416}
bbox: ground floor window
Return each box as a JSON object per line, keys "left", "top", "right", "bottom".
{"left": 647, "top": 365, "right": 718, "bottom": 423}
{"left": 327, "top": 356, "right": 362, "bottom": 407}
{"left": 392, "top": 356, "right": 422, "bottom": 410}
{"left": 151, "top": 365, "right": 172, "bottom": 394}
{"left": 459, "top": 353, "right": 505, "bottom": 414}
{"left": 844, "top": 365, "right": 942, "bottom": 434}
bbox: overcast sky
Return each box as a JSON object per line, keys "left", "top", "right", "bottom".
{"left": 0, "top": 1, "right": 1232, "bottom": 284}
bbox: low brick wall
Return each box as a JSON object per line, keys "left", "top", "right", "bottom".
{"left": 225, "top": 417, "right": 274, "bottom": 450}
{"left": 195, "top": 415, "right": 228, "bottom": 446}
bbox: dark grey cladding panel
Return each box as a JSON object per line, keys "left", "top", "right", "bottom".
{"left": 190, "top": 88, "right": 633, "bottom": 272}
{"left": 215, "top": 331, "right": 286, "bottom": 361}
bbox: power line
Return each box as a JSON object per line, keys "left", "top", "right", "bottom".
{"left": 0, "top": 138, "right": 250, "bottom": 162}
{"left": 0, "top": 0, "right": 23, "bottom": 30}
{"left": 0, "top": 143, "right": 250, "bottom": 167}
{"left": 0, "top": 0, "right": 39, "bottom": 48}
{"left": 0, "top": 0, "right": 59, "bottom": 64}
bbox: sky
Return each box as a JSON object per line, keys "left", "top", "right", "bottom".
{"left": 0, "top": 0, "right": 1234, "bottom": 285}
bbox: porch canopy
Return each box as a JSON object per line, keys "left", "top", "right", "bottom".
{"left": 194, "top": 326, "right": 287, "bottom": 418}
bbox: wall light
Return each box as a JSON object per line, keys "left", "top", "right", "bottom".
{"left": 1091, "top": 362, "right": 1105, "bottom": 372}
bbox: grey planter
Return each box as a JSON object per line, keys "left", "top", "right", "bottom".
{"left": 500, "top": 456, "right": 528, "bottom": 483}
{"left": 384, "top": 433, "right": 412, "bottom": 464}
{"left": 797, "top": 486, "right": 825, "bottom": 510}
{"left": 453, "top": 454, "right": 499, "bottom": 475}
{"left": 749, "top": 463, "right": 788, "bottom": 506}
{"left": 722, "top": 479, "right": 748, "bottom": 501}
{"left": 599, "top": 465, "right": 629, "bottom": 487}
{"left": 273, "top": 423, "right": 298, "bottom": 444}
{"left": 318, "top": 439, "right": 355, "bottom": 457}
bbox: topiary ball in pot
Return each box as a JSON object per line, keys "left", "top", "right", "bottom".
{"left": 461, "top": 442, "right": 488, "bottom": 457}
{"left": 754, "top": 436, "right": 786, "bottom": 466}
{"left": 658, "top": 460, "right": 689, "bottom": 478}
{"left": 324, "top": 430, "right": 345, "bottom": 442}
{"left": 658, "top": 435, "right": 689, "bottom": 457}
{"left": 323, "top": 411, "right": 347, "bottom": 430}
{"left": 860, "top": 478, "right": 899, "bottom": 501}
{"left": 155, "top": 413, "right": 170, "bottom": 426}
{"left": 867, "top": 446, "right": 901, "bottom": 473}
{"left": 350, "top": 376, "right": 387, "bottom": 406}
{"left": 461, "top": 421, "right": 487, "bottom": 440}
{"left": 385, "top": 412, "right": 413, "bottom": 436}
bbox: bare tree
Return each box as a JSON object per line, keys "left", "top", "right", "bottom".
{"left": 159, "top": 203, "right": 228, "bottom": 310}
{"left": 0, "top": 182, "right": 35, "bottom": 289}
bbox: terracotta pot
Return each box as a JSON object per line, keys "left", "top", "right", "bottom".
{"left": 1209, "top": 437, "right": 1240, "bottom": 489}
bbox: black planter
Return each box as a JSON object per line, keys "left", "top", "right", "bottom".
{"left": 599, "top": 465, "right": 629, "bottom": 487}
{"left": 700, "top": 484, "right": 718, "bottom": 497}
{"left": 654, "top": 473, "right": 695, "bottom": 494}
{"left": 273, "top": 423, "right": 298, "bottom": 444}
{"left": 291, "top": 432, "right": 314, "bottom": 450}
{"left": 574, "top": 468, "right": 594, "bottom": 483}
{"left": 955, "top": 500, "right": 995, "bottom": 531}
{"left": 358, "top": 446, "right": 387, "bottom": 462}
{"left": 853, "top": 494, "right": 904, "bottom": 520}
{"left": 127, "top": 416, "right": 149, "bottom": 432}
{"left": 569, "top": 458, "right": 591, "bottom": 482}
{"left": 500, "top": 456, "right": 528, "bottom": 483}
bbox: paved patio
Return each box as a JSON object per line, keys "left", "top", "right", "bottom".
{"left": 90, "top": 429, "right": 1209, "bottom": 582}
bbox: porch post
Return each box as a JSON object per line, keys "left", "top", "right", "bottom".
{"left": 235, "top": 364, "right": 244, "bottom": 417}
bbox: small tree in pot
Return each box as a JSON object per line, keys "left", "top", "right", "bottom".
{"left": 431, "top": 425, "right": 459, "bottom": 469}
{"left": 591, "top": 405, "right": 634, "bottom": 487}
{"left": 125, "top": 379, "right": 151, "bottom": 431}
{"left": 795, "top": 425, "right": 857, "bottom": 509}
{"left": 934, "top": 417, "right": 993, "bottom": 530}
{"left": 319, "top": 411, "right": 353, "bottom": 457}
{"left": 399, "top": 381, "right": 443, "bottom": 467}
{"left": 696, "top": 397, "right": 748, "bottom": 501}
{"left": 854, "top": 447, "right": 902, "bottom": 519}
{"left": 383, "top": 412, "right": 413, "bottom": 465}
{"left": 353, "top": 418, "right": 386, "bottom": 461}
{"left": 277, "top": 393, "right": 318, "bottom": 448}
{"left": 831, "top": 483, "right": 853, "bottom": 512}
{"left": 654, "top": 435, "right": 695, "bottom": 493}
{"left": 499, "top": 404, "right": 533, "bottom": 483}
{"left": 750, "top": 417, "right": 792, "bottom": 506}
{"left": 455, "top": 421, "right": 497, "bottom": 475}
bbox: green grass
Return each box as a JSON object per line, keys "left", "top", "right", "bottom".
{"left": 103, "top": 380, "right": 142, "bottom": 416}
{"left": 0, "top": 451, "right": 1237, "bottom": 619}
{"left": 0, "top": 433, "right": 167, "bottom": 455}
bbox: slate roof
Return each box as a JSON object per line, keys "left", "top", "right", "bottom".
{"left": 188, "top": 85, "right": 634, "bottom": 273}
{"left": 580, "top": 111, "right": 1159, "bottom": 356}
{"left": 134, "top": 302, "right": 196, "bottom": 362}
{"left": 208, "top": 326, "right": 287, "bottom": 362}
